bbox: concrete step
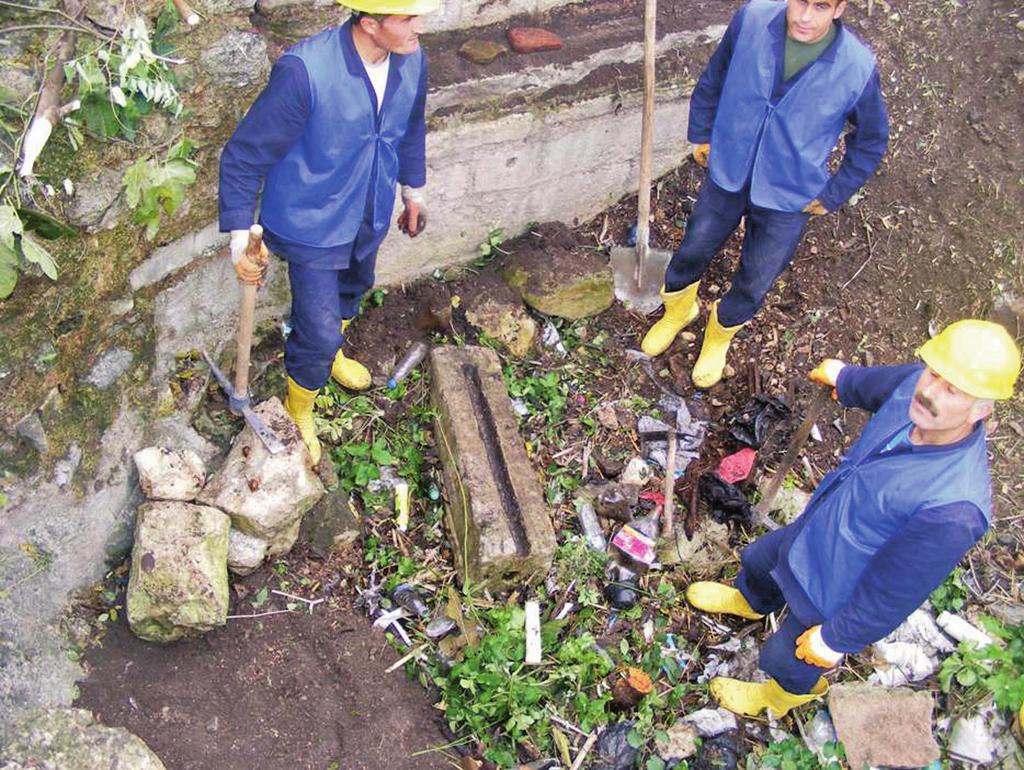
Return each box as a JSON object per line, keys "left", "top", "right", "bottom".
{"left": 429, "top": 345, "right": 556, "bottom": 589}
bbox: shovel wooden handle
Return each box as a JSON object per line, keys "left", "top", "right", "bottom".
{"left": 634, "top": 0, "right": 657, "bottom": 289}
{"left": 233, "top": 224, "right": 264, "bottom": 399}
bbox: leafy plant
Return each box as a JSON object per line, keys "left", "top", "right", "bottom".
{"left": 748, "top": 737, "right": 844, "bottom": 770}
{"left": 504, "top": 368, "right": 568, "bottom": 427}
{"left": 0, "top": 204, "right": 59, "bottom": 299}
{"left": 929, "top": 567, "right": 969, "bottom": 613}
{"left": 122, "top": 137, "right": 197, "bottom": 238}
{"left": 64, "top": 16, "right": 183, "bottom": 143}
{"left": 431, "top": 603, "right": 613, "bottom": 767}
{"left": 939, "top": 616, "right": 1024, "bottom": 713}
{"left": 472, "top": 227, "right": 506, "bottom": 267}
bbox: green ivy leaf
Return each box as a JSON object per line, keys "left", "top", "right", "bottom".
{"left": 20, "top": 235, "right": 58, "bottom": 279}
{"left": 0, "top": 204, "right": 23, "bottom": 249}
{"left": 0, "top": 259, "right": 17, "bottom": 299}
{"left": 18, "top": 208, "right": 77, "bottom": 240}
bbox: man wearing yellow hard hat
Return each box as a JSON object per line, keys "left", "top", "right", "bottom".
{"left": 684, "top": 320, "right": 1020, "bottom": 718}
{"left": 218, "top": 0, "right": 439, "bottom": 463}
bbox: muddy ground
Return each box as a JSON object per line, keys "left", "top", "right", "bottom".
{"left": 75, "top": 0, "right": 1024, "bottom": 768}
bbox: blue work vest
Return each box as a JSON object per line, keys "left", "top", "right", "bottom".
{"left": 785, "top": 367, "right": 992, "bottom": 618}
{"left": 260, "top": 22, "right": 424, "bottom": 248}
{"left": 709, "top": 0, "right": 876, "bottom": 212}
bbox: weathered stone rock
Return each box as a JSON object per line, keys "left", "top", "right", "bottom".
{"left": 129, "top": 221, "right": 228, "bottom": 291}
{"left": 828, "top": 682, "right": 939, "bottom": 770}
{"left": 300, "top": 486, "right": 361, "bottom": 558}
{"left": 465, "top": 293, "right": 536, "bottom": 357}
{"left": 1, "top": 708, "right": 166, "bottom": 769}
{"left": 681, "top": 708, "right": 737, "bottom": 737}
{"left": 199, "top": 31, "right": 269, "bottom": 89}
{"left": 503, "top": 228, "right": 614, "bottom": 319}
{"left": 198, "top": 0, "right": 255, "bottom": 14}
{"left": 15, "top": 412, "right": 48, "bottom": 454}
{"left": 126, "top": 501, "right": 230, "bottom": 643}
{"left": 85, "top": 347, "right": 134, "bottom": 390}
{"left": 507, "top": 26, "right": 563, "bottom": 54}
{"left": 227, "top": 528, "right": 268, "bottom": 575}
{"left": 66, "top": 166, "right": 127, "bottom": 232}
{"left": 458, "top": 38, "right": 507, "bottom": 64}
{"left": 133, "top": 447, "right": 206, "bottom": 501}
{"left": 253, "top": 0, "right": 332, "bottom": 16}
{"left": 0, "top": 63, "right": 38, "bottom": 101}
{"left": 656, "top": 721, "right": 699, "bottom": 762}
{"left": 756, "top": 475, "right": 811, "bottom": 525}
{"left": 52, "top": 443, "right": 82, "bottom": 488}
{"left": 430, "top": 346, "right": 556, "bottom": 588}
{"left": 198, "top": 397, "right": 324, "bottom": 556}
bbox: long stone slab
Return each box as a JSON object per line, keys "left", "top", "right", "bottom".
{"left": 430, "top": 346, "right": 555, "bottom": 588}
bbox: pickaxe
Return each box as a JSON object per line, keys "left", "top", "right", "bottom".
{"left": 202, "top": 225, "right": 285, "bottom": 454}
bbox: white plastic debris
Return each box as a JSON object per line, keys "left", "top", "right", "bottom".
{"left": 511, "top": 398, "right": 530, "bottom": 417}
{"left": 886, "top": 609, "right": 956, "bottom": 654}
{"left": 936, "top": 612, "right": 996, "bottom": 649}
{"left": 948, "top": 713, "right": 1000, "bottom": 764}
{"left": 541, "top": 322, "right": 568, "bottom": 357}
{"left": 681, "top": 708, "right": 738, "bottom": 737}
{"left": 803, "top": 709, "right": 838, "bottom": 758}
{"left": 810, "top": 423, "right": 824, "bottom": 442}
{"left": 869, "top": 641, "right": 938, "bottom": 687}
{"left": 620, "top": 457, "right": 652, "bottom": 486}
{"left": 524, "top": 600, "right": 542, "bottom": 664}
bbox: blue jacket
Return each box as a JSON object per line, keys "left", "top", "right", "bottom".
{"left": 770, "top": 365, "right": 991, "bottom": 652}
{"left": 219, "top": 21, "right": 427, "bottom": 260}
{"left": 690, "top": 0, "right": 889, "bottom": 212}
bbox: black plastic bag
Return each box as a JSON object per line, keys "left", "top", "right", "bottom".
{"left": 698, "top": 472, "right": 753, "bottom": 526}
{"left": 591, "top": 720, "right": 640, "bottom": 770}
{"left": 728, "top": 395, "right": 790, "bottom": 448}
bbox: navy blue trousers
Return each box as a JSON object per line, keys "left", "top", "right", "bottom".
{"left": 665, "top": 178, "right": 810, "bottom": 327}
{"left": 283, "top": 218, "right": 386, "bottom": 391}
{"left": 734, "top": 526, "right": 830, "bottom": 694}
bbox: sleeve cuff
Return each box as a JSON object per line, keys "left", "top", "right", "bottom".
{"left": 820, "top": 622, "right": 862, "bottom": 655}
{"left": 220, "top": 209, "right": 255, "bottom": 232}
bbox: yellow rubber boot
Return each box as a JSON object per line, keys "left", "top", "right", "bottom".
{"left": 331, "top": 319, "right": 371, "bottom": 391}
{"left": 686, "top": 582, "right": 765, "bottom": 620}
{"left": 692, "top": 300, "right": 743, "bottom": 389}
{"left": 641, "top": 282, "right": 701, "bottom": 356}
{"left": 284, "top": 377, "right": 321, "bottom": 465}
{"left": 710, "top": 677, "right": 828, "bottom": 718}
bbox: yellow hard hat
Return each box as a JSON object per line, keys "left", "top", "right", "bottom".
{"left": 917, "top": 319, "right": 1021, "bottom": 400}
{"left": 343, "top": 0, "right": 439, "bottom": 13}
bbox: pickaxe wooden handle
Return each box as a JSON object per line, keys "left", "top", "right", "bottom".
{"left": 233, "top": 225, "right": 266, "bottom": 400}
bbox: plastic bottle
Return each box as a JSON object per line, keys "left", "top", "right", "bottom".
{"left": 574, "top": 497, "right": 607, "bottom": 551}
{"left": 387, "top": 341, "right": 429, "bottom": 389}
{"left": 391, "top": 584, "right": 430, "bottom": 618}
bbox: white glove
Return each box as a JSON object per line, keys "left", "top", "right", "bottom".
{"left": 229, "top": 230, "right": 250, "bottom": 265}
{"left": 229, "top": 229, "right": 267, "bottom": 284}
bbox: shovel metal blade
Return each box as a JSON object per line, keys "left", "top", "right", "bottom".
{"left": 610, "top": 244, "right": 672, "bottom": 315}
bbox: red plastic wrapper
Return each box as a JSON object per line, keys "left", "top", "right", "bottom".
{"left": 717, "top": 447, "right": 757, "bottom": 484}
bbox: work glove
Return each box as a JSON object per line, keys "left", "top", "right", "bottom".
{"left": 809, "top": 358, "right": 846, "bottom": 400}
{"left": 803, "top": 199, "right": 827, "bottom": 216}
{"left": 398, "top": 185, "right": 427, "bottom": 238}
{"left": 692, "top": 143, "right": 710, "bottom": 168}
{"left": 229, "top": 229, "right": 268, "bottom": 285}
{"left": 795, "top": 625, "right": 844, "bottom": 669}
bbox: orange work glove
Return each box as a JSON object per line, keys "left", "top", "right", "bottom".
{"left": 693, "top": 143, "right": 710, "bottom": 168}
{"left": 803, "top": 199, "right": 827, "bottom": 216}
{"left": 795, "top": 625, "right": 844, "bottom": 669}
{"left": 809, "top": 358, "right": 846, "bottom": 400}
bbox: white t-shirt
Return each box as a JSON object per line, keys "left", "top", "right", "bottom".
{"left": 362, "top": 54, "right": 390, "bottom": 114}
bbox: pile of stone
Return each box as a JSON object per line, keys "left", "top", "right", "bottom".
{"left": 126, "top": 398, "right": 324, "bottom": 642}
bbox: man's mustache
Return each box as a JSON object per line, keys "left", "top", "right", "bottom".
{"left": 914, "top": 393, "right": 939, "bottom": 417}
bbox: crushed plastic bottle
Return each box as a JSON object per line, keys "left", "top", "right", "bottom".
{"left": 387, "top": 341, "right": 429, "bottom": 389}
{"left": 575, "top": 497, "right": 607, "bottom": 551}
{"left": 391, "top": 584, "right": 430, "bottom": 619}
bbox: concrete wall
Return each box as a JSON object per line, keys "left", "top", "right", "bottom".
{"left": 426, "top": 0, "right": 584, "bottom": 33}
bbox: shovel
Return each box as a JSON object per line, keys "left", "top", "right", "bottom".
{"left": 201, "top": 224, "right": 285, "bottom": 454}
{"left": 610, "top": 0, "right": 673, "bottom": 314}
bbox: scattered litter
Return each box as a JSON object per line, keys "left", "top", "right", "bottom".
{"left": 590, "top": 720, "right": 638, "bottom": 770}
{"left": 869, "top": 641, "right": 938, "bottom": 687}
{"left": 948, "top": 705, "right": 1013, "bottom": 765}
{"left": 392, "top": 584, "right": 430, "bottom": 619}
{"left": 387, "top": 340, "right": 429, "bottom": 388}
{"left": 728, "top": 395, "right": 790, "bottom": 448}
{"left": 611, "top": 510, "right": 660, "bottom": 568}
{"left": 425, "top": 616, "right": 457, "bottom": 639}
{"left": 372, "top": 607, "right": 413, "bottom": 646}
{"left": 803, "top": 709, "right": 838, "bottom": 758}
{"left": 603, "top": 565, "right": 639, "bottom": 610}
{"left": 681, "top": 708, "right": 738, "bottom": 737}
{"left": 394, "top": 481, "right": 411, "bottom": 531}
{"left": 611, "top": 667, "right": 653, "bottom": 710}
{"left": 637, "top": 398, "right": 705, "bottom": 472}
{"left": 936, "top": 611, "right": 996, "bottom": 649}
{"left": 755, "top": 475, "right": 810, "bottom": 524}
{"left": 511, "top": 398, "right": 530, "bottom": 417}
{"left": 367, "top": 466, "right": 402, "bottom": 493}
{"left": 574, "top": 497, "right": 608, "bottom": 551}
{"left": 620, "top": 457, "right": 652, "bottom": 487}
{"left": 692, "top": 733, "right": 739, "bottom": 770}
{"left": 810, "top": 423, "right": 824, "bottom": 442}
{"left": 716, "top": 448, "right": 757, "bottom": 484}
{"left": 542, "top": 321, "right": 568, "bottom": 357}
{"left": 525, "top": 600, "right": 543, "bottom": 664}
{"left": 698, "top": 472, "right": 753, "bottom": 525}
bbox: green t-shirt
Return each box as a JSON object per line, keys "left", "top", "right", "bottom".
{"left": 784, "top": 24, "right": 836, "bottom": 81}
